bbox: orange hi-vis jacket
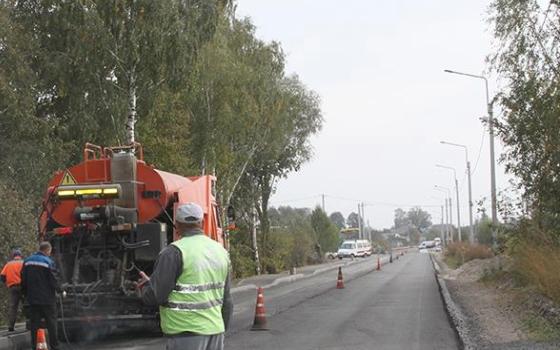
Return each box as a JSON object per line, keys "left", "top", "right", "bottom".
{"left": 1, "top": 257, "right": 23, "bottom": 288}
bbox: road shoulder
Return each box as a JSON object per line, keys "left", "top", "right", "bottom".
{"left": 432, "top": 253, "right": 560, "bottom": 350}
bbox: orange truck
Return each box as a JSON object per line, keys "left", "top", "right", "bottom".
{"left": 39, "top": 143, "right": 229, "bottom": 333}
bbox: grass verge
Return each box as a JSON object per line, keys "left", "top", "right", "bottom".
{"left": 444, "top": 242, "right": 493, "bottom": 269}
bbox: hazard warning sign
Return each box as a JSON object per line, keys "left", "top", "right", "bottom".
{"left": 60, "top": 171, "right": 77, "bottom": 186}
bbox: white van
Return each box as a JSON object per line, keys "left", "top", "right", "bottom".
{"left": 338, "top": 240, "right": 372, "bottom": 259}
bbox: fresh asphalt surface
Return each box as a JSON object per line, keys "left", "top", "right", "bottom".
{"left": 68, "top": 252, "right": 458, "bottom": 350}
{"left": 228, "top": 252, "right": 458, "bottom": 350}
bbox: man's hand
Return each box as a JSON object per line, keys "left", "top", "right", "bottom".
{"left": 136, "top": 271, "right": 150, "bottom": 289}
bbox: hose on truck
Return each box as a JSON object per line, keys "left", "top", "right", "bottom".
{"left": 58, "top": 294, "right": 73, "bottom": 349}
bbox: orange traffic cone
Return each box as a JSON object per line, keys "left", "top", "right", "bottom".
{"left": 251, "top": 287, "right": 268, "bottom": 331}
{"left": 36, "top": 329, "right": 48, "bottom": 350}
{"left": 336, "top": 267, "right": 345, "bottom": 289}
{"left": 376, "top": 256, "right": 381, "bottom": 271}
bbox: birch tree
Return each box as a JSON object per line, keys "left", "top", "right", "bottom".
{"left": 489, "top": 0, "right": 560, "bottom": 227}
{"left": 9, "top": 0, "right": 230, "bottom": 152}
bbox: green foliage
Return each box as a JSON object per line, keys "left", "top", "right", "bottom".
{"left": 406, "top": 207, "right": 432, "bottom": 231}
{"left": 394, "top": 207, "right": 432, "bottom": 231}
{"left": 489, "top": 0, "right": 560, "bottom": 228}
{"left": 346, "top": 212, "right": 362, "bottom": 228}
{"left": 0, "top": 181, "right": 38, "bottom": 324}
{"left": 393, "top": 208, "right": 408, "bottom": 228}
{"left": 477, "top": 215, "right": 494, "bottom": 246}
{"left": 268, "top": 206, "right": 315, "bottom": 268}
{"left": 424, "top": 227, "right": 442, "bottom": 241}
{"left": 310, "top": 207, "right": 340, "bottom": 254}
{"left": 521, "top": 312, "right": 560, "bottom": 342}
{"left": 329, "top": 211, "right": 346, "bottom": 229}
{"left": 0, "top": 0, "right": 322, "bottom": 291}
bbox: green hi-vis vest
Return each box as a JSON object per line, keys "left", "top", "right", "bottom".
{"left": 160, "top": 234, "right": 230, "bottom": 335}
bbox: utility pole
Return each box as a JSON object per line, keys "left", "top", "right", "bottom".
{"left": 454, "top": 177, "right": 461, "bottom": 241}
{"left": 440, "top": 141, "right": 475, "bottom": 243}
{"left": 487, "top": 89, "right": 497, "bottom": 228}
{"left": 361, "top": 204, "right": 370, "bottom": 241}
{"left": 444, "top": 70, "right": 497, "bottom": 245}
{"left": 436, "top": 165, "right": 461, "bottom": 241}
{"left": 448, "top": 197, "right": 453, "bottom": 242}
{"left": 357, "top": 203, "right": 363, "bottom": 240}
{"left": 444, "top": 199, "right": 448, "bottom": 243}
{"left": 435, "top": 185, "right": 453, "bottom": 242}
{"left": 466, "top": 160, "right": 474, "bottom": 243}
{"left": 440, "top": 205, "right": 445, "bottom": 247}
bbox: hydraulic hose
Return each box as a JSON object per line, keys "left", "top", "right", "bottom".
{"left": 58, "top": 294, "right": 73, "bottom": 349}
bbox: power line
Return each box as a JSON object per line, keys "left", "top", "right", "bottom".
{"left": 269, "top": 194, "right": 322, "bottom": 205}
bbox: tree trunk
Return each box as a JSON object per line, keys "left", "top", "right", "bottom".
{"left": 257, "top": 174, "right": 273, "bottom": 256}
{"left": 125, "top": 66, "right": 137, "bottom": 145}
{"left": 252, "top": 207, "right": 261, "bottom": 275}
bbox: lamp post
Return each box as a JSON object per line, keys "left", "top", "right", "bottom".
{"left": 441, "top": 141, "right": 474, "bottom": 243}
{"left": 431, "top": 195, "right": 447, "bottom": 247}
{"left": 436, "top": 165, "right": 462, "bottom": 242}
{"left": 435, "top": 185, "right": 453, "bottom": 242}
{"left": 444, "top": 69, "right": 497, "bottom": 246}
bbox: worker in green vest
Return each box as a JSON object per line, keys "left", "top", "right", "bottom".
{"left": 141, "top": 202, "right": 233, "bottom": 350}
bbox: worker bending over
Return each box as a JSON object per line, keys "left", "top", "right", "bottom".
{"left": 142, "top": 202, "right": 233, "bottom": 350}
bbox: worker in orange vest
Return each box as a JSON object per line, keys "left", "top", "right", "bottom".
{"left": 1, "top": 249, "right": 24, "bottom": 332}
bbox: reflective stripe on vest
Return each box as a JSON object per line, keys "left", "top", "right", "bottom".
{"left": 166, "top": 298, "right": 223, "bottom": 311}
{"left": 159, "top": 234, "right": 229, "bottom": 336}
{"left": 175, "top": 282, "right": 225, "bottom": 294}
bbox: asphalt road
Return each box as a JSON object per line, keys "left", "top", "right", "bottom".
{"left": 228, "top": 252, "right": 458, "bottom": 350}
{"left": 52, "top": 252, "right": 458, "bottom": 350}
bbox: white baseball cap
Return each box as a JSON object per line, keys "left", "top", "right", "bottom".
{"left": 176, "top": 203, "right": 204, "bottom": 224}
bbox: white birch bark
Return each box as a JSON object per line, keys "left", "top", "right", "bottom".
{"left": 125, "top": 66, "right": 137, "bottom": 145}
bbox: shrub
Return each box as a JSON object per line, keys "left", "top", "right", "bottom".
{"left": 444, "top": 242, "right": 493, "bottom": 267}
{"left": 512, "top": 228, "right": 560, "bottom": 304}
{"left": 229, "top": 242, "right": 257, "bottom": 279}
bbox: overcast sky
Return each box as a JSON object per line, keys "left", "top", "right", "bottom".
{"left": 236, "top": 1, "right": 509, "bottom": 229}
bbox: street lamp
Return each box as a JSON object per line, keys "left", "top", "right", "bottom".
{"left": 436, "top": 165, "right": 462, "bottom": 242}
{"left": 430, "top": 195, "right": 447, "bottom": 247}
{"left": 441, "top": 141, "right": 474, "bottom": 243}
{"left": 435, "top": 185, "right": 453, "bottom": 242}
{"left": 443, "top": 69, "right": 497, "bottom": 235}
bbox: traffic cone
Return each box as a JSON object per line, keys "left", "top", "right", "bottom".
{"left": 336, "top": 267, "right": 345, "bottom": 289}
{"left": 251, "top": 287, "right": 268, "bottom": 331}
{"left": 36, "top": 329, "right": 48, "bottom": 350}
{"left": 376, "top": 256, "right": 381, "bottom": 271}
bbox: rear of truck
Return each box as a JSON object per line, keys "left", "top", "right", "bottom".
{"left": 38, "top": 143, "right": 226, "bottom": 334}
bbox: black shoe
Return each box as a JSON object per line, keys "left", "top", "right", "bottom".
{"left": 7, "top": 328, "right": 14, "bottom": 332}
